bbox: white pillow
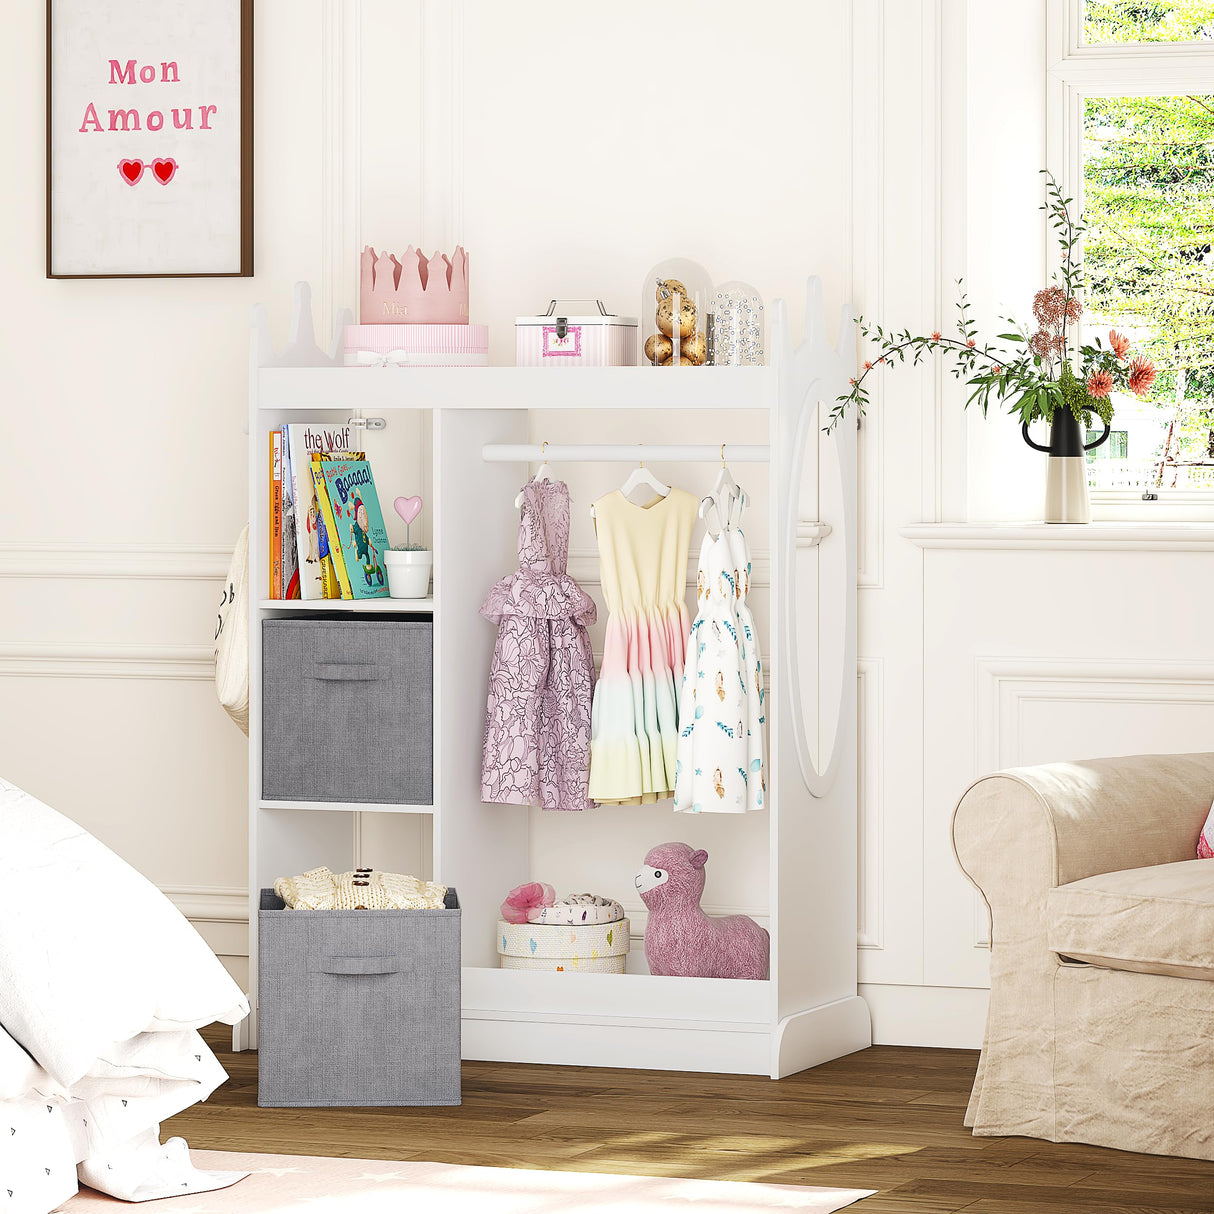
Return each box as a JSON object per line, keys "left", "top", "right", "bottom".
{"left": 1200, "top": 799, "right": 1213, "bottom": 859}
{"left": 0, "top": 779, "right": 248, "bottom": 1087}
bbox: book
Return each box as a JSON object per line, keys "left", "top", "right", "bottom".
{"left": 280, "top": 427, "right": 299, "bottom": 599}
{"left": 269, "top": 430, "right": 283, "bottom": 598}
{"left": 311, "top": 461, "right": 352, "bottom": 598}
{"left": 320, "top": 459, "right": 390, "bottom": 598}
{"left": 286, "top": 424, "right": 363, "bottom": 600}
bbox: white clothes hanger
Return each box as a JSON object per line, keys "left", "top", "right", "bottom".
{"left": 516, "top": 441, "right": 555, "bottom": 509}
{"left": 710, "top": 443, "right": 747, "bottom": 518}
{"left": 591, "top": 446, "right": 669, "bottom": 520}
{"left": 699, "top": 444, "right": 746, "bottom": 530}
{"left": 699, "top": 495, "right": 726, "bottom": 540}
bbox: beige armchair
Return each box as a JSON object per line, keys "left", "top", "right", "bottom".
{"left": 952, "top": 752, "right": 1214, "bottom": 1161}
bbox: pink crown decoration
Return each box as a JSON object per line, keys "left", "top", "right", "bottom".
{"left": 360, "top": 245, "right": 469, "bottom": 325}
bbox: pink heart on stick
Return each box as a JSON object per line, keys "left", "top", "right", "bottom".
{"left": 394, "top": 496, "right": 423, "bottom": 526}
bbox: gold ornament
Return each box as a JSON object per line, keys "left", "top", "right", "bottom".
{"left": 677, "top": 331, "right": 707, "bottom": 365}
{"left": 655, "top": 277, "right": 689, "bottom": 303}
{"left": 657, "top": 295, "right": 697, "bottom": 340}
{"left": 644, "top": 333, "right": 673, "bottom": 365}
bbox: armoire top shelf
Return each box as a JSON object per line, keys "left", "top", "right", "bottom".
{"left": 258, "top": 365, "right": 775, "bottom": 412}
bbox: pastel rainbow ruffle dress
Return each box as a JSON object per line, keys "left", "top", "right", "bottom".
{"left": 588, "top": 487, "right": 698, "bottom": 805}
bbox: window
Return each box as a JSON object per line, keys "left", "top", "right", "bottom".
{"left": 1083, "top": 92, "right": 1214, "bottom": 492}
{"left": 1084, "top": 1, "right": 1214, "bottom": 45}
{"left": 1050, "top": 2, "right": 1214, "bottom": 512}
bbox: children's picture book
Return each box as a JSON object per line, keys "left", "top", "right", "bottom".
{"left": 269, "top": 430, "right": 283, "bottom": 598}
{"left": 311, "top": 460, "right": 353, "bottom": 598}
{"left": 320, "top": 460, "right": 390, "bottom": 598}
{"left": 286, "top": 424, "right": 363, "bottom": 600}
{"left": 280, "top": 427, "right": 300, "bottom": 599}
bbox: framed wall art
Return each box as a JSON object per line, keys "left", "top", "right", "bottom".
{"left": 46, "top": 0, "right": 252, "bottom": 278}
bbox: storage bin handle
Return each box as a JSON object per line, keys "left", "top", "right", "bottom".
{"left": 319, "top": 956, "right": 405, "bottom": 976}
{"left": 312, "top": 663, "right": 382, "bottom": 682}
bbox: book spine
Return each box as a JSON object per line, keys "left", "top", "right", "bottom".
{"left": 280, "top": 427, "right": 299, "bottom": 598}
{"left": 289, "top": 427, "right": 321, "bottom": 601}
{"left": 310, "top": 461, "right": 350, "bottom": 598}
{"left": 269, "top": 430, "right": 283, "bottom": 599}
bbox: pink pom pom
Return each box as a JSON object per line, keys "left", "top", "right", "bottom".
{"left": 500, "top": 881, "right": 555, "bottom": 924}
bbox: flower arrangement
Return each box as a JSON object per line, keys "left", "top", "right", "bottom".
{"left": 828, "top": 174, "right": 1157, "bottom": 433}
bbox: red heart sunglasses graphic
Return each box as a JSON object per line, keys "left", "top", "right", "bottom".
{"left": 116, "top": 158, "right": 178, "bottom": 186}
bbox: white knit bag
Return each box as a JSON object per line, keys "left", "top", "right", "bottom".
{"left": 214, "top": 524, "right": 250, "bottom": 735}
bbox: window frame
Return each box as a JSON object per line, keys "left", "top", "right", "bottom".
{"left": 1048, "top": 0, "right": 1214, "bottom": 517}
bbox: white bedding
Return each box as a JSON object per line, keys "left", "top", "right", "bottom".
{"left": 0, "top": 779, "right": 251, "bottom": 1214}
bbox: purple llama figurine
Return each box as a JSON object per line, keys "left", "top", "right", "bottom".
{"left": 635, "top": 842, "right": 769, "bottom": 980}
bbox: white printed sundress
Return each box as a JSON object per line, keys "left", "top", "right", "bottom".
{"left": 723, "top": 491, "right": 765, "bottom": 811}
{"left": 673, "top": 500, "right": 750, "bottom": 813}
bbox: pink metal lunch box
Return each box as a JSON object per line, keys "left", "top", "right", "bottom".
{"left": 515, "top": 300, "right": 637, "bottom": 367}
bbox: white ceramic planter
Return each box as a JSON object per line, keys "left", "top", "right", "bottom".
{"left": 384, "top": 549, "right": 432, "bottom": 599}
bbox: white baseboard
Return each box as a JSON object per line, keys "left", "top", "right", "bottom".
{"left": 859, "top": 982, "right": 988, "bottom": 1048}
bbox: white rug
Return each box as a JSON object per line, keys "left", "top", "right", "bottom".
{"left": 61, "top": 1149, "right": 876, "bottom": 1212}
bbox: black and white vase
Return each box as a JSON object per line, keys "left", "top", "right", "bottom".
{"left": 1022, "top": 410, "right": 1110, "bottom": 524}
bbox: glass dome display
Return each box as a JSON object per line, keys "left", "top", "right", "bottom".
{"left": 707, "top": 281, "right": 765, "bottom": 366}
{"left": 639, "top": 258, "right": 713, "bottom": 367}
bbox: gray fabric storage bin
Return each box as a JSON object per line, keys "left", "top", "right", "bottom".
{"left": 257, "top": 888, "right": 461, "bottom": 1107}
{"left": 262, "top": 618, "right": 433, "bottom": 804}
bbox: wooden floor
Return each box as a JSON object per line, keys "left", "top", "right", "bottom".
{"left": 167, "top": 1025, "right": 1214, "bottom": 1213}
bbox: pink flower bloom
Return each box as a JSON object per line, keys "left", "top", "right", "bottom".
{"left": 500, "top": 881, "right": 555, "bottom": 925}
{"left": 966, "top": 339, "right": 976, "bottom": 348}
{"left": 1128, "top": 357, "right": 1157, "bottom": 397}
{"left": 1086, "top": 369, "right": 1113, "bottom": 400}
{"left": 1065, "top": 296, "right": 1083, "bottom": 322}
{"left": 991, "top": 364, "right": 1002, "bottom": 374}
{"left": 1109, "top": 330, "right": 1131, "bottom": 360}
{"left": 864, "top": 360, "right": 873, "bottom": 371}
{"left": 1033, "top": 286, "right": 1066, "bottom": 328}
{"left": 848, "top": 377, "right": 856, "bottom": 386}
{"left": 1030, "top": 329, "right": 1054, "bottom": 358}
{"left": 931, "top": 330, "right": 941, "bottom": 342}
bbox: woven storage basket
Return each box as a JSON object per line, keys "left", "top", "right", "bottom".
{"left": 258, "top": 888, "right": 460, "bottom": 1107}
{"left": 496, "top": 917, "right": 629, "bottom": 974}
{"left": 500, "top": 954, "right": 626, "bottom": 974}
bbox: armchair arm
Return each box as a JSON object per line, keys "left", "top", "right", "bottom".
{"left": 953, "top": 752, "right": 1214, "bottom": 902}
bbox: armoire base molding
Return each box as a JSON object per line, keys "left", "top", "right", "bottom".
{"left": 462, "top": 1012, "right": 771, "bottom": 1076}
{"left": 772, "top": 995, "right": 872, "bottom": 1078}
{"left": 461, "top": 994, "right": 872, "bottom": 1078}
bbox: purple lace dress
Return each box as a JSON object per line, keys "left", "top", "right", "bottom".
{"left": 480, "top": 479, "right": 597, "bottom": 812}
